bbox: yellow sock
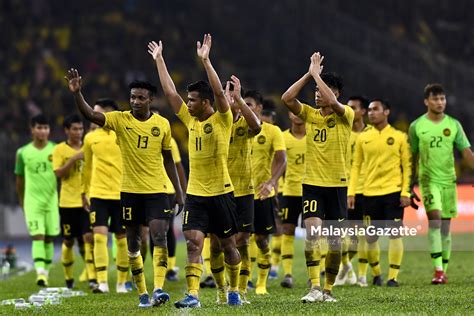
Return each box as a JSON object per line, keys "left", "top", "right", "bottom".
{"left": 93, "top": 234, "right": 108, "bottom": 283}
{"left": 367, "top": 240, "right": 381, "bottom": 276}
{"left": 210, "top": 250, "right": 225, "bottom": 288}
{"left": 305, "top": 240, "right": 321, "bottom": 288}
{"left": 281, "top": 234, "right": 295, "bottom": 276}
{"left": 202, "top": 237, "right": 211, "bottom": 275}
{"left": 61, "top": 243, "right": 74, "bottom": 281}
{"left": 388, "top": 238, "right": 403, "bottom": 281}
{"left": 168, "top": 256, "right": 176, "bottom": 271}
{"left": 341, "top": 237, "right": 350, "bottom": 265}
{"left": 237, "top": 245, "right": 250, "bottom": 293}
{"left": 271, "top": 235, "right": 282, "bottom": 267}
{"left": 320, "top": 237, "right": 328, "bottom": 273}
{"left": 129, "top": 252, "right": 147, "bottom": 295}
{"left": 153, "top": 246, "right": 168, "bottom": 290}
{"left": 256, "top": 247, "right": 271, "bottom": 292}
{"left": 348, "top": 236, "right": 358, "bottom": 260}
{"left": 225, "top": 262, "right": 241, "bottom": 292}
{"left": 84, "top": 242, "right": 96, "bottom": 281}
{"left": 115, "top": 237, "right": 128, "bottom": 284}
{"left": 140, "top": 241, "right": 148, "bottom": 263}
{"left": 185, "top": 263, "right": 203, "bottom": 297}
{"left": 249, "top": 234, "right": 257, "bottom": 279}
{"left": 357, "top": 236, "right": 368, "bottom": 278}
{"left": 324, "top": 250, "right": 342, "bottom": 292}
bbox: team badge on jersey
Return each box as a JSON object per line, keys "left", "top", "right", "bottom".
{"left": 236, "top": 126, "right": 246, "bottom": 136}
{"left": 151, "top": 127, "right": 161, "bottom": 137}
{"left": 387, "top": 137, "right": 395, "bottom": 145}
{"left": 327, "top": 118, "right": 336, "bottom": 128}
{"left": 257, "top": 135, "right": 266, "bottom": 144}
{"left": 204, "top": 123, "right": 213, "bottom": 134}
{"left": 443, "top": 128, "right": 451, "bottom": 137}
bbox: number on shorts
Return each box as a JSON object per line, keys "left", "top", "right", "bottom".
{"left": 90, "top": 212, "right": 96, "bottom": 224}
{"left": 282, "top": 207, "right": 289, "bottom": 220}
{"left": 63, "top": 224, "right": 71, "bottom": 236}
{"left": 28, "top": 220, "right": 39, "bottom": 231}
{"left": 423, "top": 194, "right": 434, "bottom": 206}
{"left": 184, "top": 210, "right": 189, "bottom": 225}
{"left": 303, "top": 200, "right": 317, "bottom": 214}
{"left": 122, "top": 207, "right": 132, "bottom": 221}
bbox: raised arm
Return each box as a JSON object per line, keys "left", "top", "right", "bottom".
{"left": 65, "top": 69, "right": 105, "bottom": 126}
{"left": 281, "top": 72, "right": 312, "bottom": 115}
{"left": 228, "top": 76, "right": 261, "bottom": 135}
{"left": 148, "top": 41, "right": 184, "bottom": 113}
{"left": 197, "top": 34, "right": 229, "bottom": 113}
{"left": 309, "top": 53, "right": 346, "bottom": 116}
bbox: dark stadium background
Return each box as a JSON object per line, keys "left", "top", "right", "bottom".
{"left": 1, "top": 0, "right": 473, "bottom": 238}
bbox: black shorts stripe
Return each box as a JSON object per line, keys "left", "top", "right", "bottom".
{"left": 431, "top": 252, "right": 442, "bottom": 259}
{"left": 282, "top": 255, "right": 293, "bottom": 260}
{"left": 211, "top": 267, "right": 225, "bottom": 273}
{"left": 306, "top": 260, "right": 320, "bottom": 267}
{"left": 389, "top": 264, "right": 401, "bottom": 270}
{"left": 132, "top": 268, "right": 144, "bottom": 276}
{"left": 95, "top": 266, "right": 107, "bottom": 272}
{"left": 117, "top": 265, "right": 129, "bottom": 272}
{"left": 239, "top": 269, "right": 250, "bottom": 276}
{"left": 257, "top": 263, "right": 271, "bottom": 269}
{"left": 370, "top": 261, "right": 379, "bottom": 267}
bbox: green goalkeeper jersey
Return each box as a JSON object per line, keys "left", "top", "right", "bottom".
{"left": 14, "top": 142, "right": 58, "bottom": 210}
{"left": 409, "top": 114, "right": 471, "bottom": 185}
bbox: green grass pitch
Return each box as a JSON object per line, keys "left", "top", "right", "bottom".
{"left": 1, "top": 235, "right": 473, "bottom": 315}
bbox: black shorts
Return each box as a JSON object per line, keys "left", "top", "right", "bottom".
{"left": 60, "top": 207, "right": 91, "bottom": 239}
{"left": 235, "top": 195, "right": 254, "bottom": 233}
{"left": 90, "top": 198, "right": 126, "bottom": 234}
{"left": 182, "top": 192, "right": 238, "bottom": 238}
{"left": 254, "top": 198, "right": 276, "bottom": 235}
{"left": 281, "top": 196, "right": 303, "bottom": 226}
{"left": 348, "top": 194, "right": 365, "bottom": 221}
{"left": 120, "top": 192, "right": 171, "bottom": 226}
{"left": 302, "top": 185, "right": 347, "bottom": 221}
{"left": 363, "top": 192, "right": 404, "bottom": 229}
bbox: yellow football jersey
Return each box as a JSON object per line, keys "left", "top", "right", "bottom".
{"left": 82, "top": 128, "right": 122, "bottom": 200}
{"left": 349, "top": 124, "right": 411, "bottom": 197}
{"left": 251, "top": 122, "right": 285, "bottom": 199}
{"left": 346, "top": 126, "right": 372, "bottom": 194}
{"left": 52, "top": 142, "right": 83, "bottom": 208}
{"left": 165, "top": 137, "right": 182, "bottom": 195}
{"left": 176, "top": 103, "right": 233, "bottom": 196}
{"left": 103, "top": 111, "right": 172, "bottom": 194}
{"left": 298, "top": 104, "right": 354, "bottom": 187}
{"left": 282, "top": 129, "right": 306, "bottom": 197}
{"left": 228, "top": 116, "right": 254, "bottom": 197}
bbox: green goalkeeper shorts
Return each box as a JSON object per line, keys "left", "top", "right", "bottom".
{"left": 24, "top": 205, "right": 60, "bottom": 236}
{"left": 419, "top": 182, "right": 457, "bottom": 218}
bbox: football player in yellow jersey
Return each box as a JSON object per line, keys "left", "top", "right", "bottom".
{"left": 81, "top": 99, "right": 129, "bottom": 294}
{"left": 65, "top": 71, "right": 184, "bottom": 308}
{"left": 149, "top": 35, "right": 242, "bottom": 308}
{"left": 280, "top": 111, "right": 306, "bottom": 289}
{"left": 246, "top": 90, "right": 286, "bottom": 295}
{"left": 348, "top": 99, "right": 411, "bottom": 287}
{"left": 53, "top": 114, "right": 96, "bottom": 290}
{"left": 282, "top": 53, "right": 354, "bottom": 302}
{"left": 335, "top": 96, "right": 370, "bottom": 287}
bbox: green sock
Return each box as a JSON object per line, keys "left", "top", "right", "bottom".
{"left": 441, "top": 233, "right": 452, "bottom": 272}
{"left": 44, "top": 241, "right": 54, "bottom": 271}
{"left": 428, "top": 228, "right": 443, "bottom": 270}
{"left": 32, "top": 240, "right": 46, "bottom": 273}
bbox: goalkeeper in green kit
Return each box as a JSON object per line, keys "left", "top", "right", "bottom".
{"left": 14, "top": 114, "right": 60, "bottom": 286}
{"left": 409, "top": 84, "right": 474, "bottom": 284}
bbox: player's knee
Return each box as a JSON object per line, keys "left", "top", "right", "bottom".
{"left": 235, "top": 233, "right": 250, "bottom": 247}
{"left": 151, "top": 232, "right": 167, "bottom": 248}
{"left": 186, "top": 238, "right": 201, "bottom": 256}
{"left": 63, "top": 239, "right": 74, "bottom": 247}
{"left": 428, "top": 219, "right": 441, "bottom": 229}
{"left": 255, "top": 235, "right": 269, "bottom": 249}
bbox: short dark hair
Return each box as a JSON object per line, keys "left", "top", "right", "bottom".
{"left": 63, "top": 114, "right": 83, "bottom": 129}
{"left": 320, "top": 72, "right": 344, "bottom": 94}
{"left": 348, "top": 95, "right": 369, "bottom": 109}
{"left": 243, "top": 90, "right": 263, "bottom": 105}
{"left": 424, "top": 83, "right": 445, "bottom": 99}
{"left": 95, "top": 98, "right": 118, "bottom": 111}
{"left": 370, "top": 98, "right": 391, "bottom": 110}
{"left": 30, "top": 114, "right": 49, "bottom": 127}
{"left": 128, "top": 80, "right": 157, "bottom": 97}
{"left": 187, "top": 80, "right": 214, "bottom": 104}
